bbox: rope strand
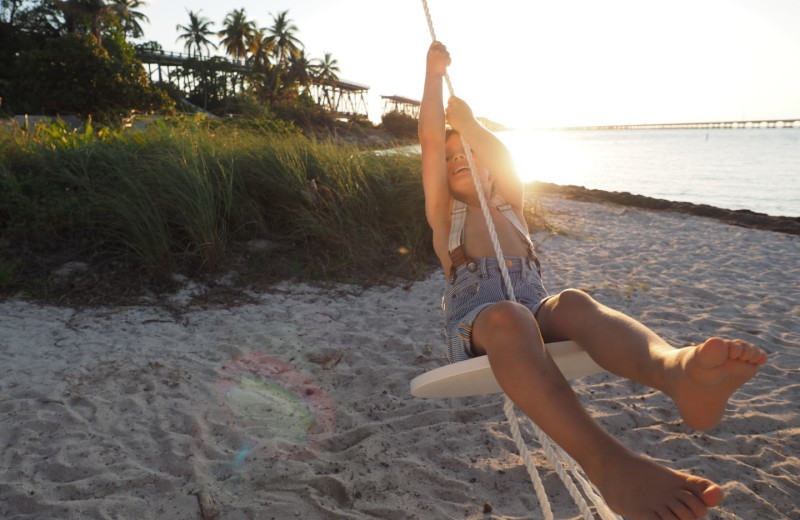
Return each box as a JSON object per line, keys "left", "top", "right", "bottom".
{"left": 503, "top": 398, "right": 554, "bottom": 520}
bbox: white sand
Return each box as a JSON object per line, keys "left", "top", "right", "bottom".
{"left": 1, "top": 196, "right": 798, "bottom": 520}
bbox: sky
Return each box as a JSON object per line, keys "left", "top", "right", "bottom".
{"left": 134, "top": 0, "right": 800, "bottom": 128}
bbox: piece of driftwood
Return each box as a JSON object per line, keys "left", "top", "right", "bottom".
{"left": 193, "top": 488, "right": 220, "bottom": 520}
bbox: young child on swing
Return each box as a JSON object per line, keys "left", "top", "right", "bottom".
{"left": 419, "top": 41, "right": 767, "bottom": 520}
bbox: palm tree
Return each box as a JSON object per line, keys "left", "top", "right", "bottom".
{"left": 175, "top": 9, "right": 216, "bottom": 57}
{"left": 264, "top": 10, "right": 302, "bottom": 70}
{"left": 246, "top": 27, "right": 273, "bottom": 70}
{"left": 287, "top": 48, "right": 313, "bottom": 89}
{"left": 217, "top": 8, "right": 255, "bottom": 62}
{"left": 313, "top": 52, "right": 339, "bottom": 86}
{"left": 110, "top": 0, "right": 148, "bottom": 39}
{"left": 245, "top": 27, "right": 276, "bottom": 103}
{"left": 312, "top": 52, "right": 339, "bottom": 111}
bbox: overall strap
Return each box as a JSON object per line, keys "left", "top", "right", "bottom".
{"left": 447, "top": 200, "right": 469, "bottom": 282}
{"left": 448, "top": 199, "right": 468, "bottom": 254}
{"left": 492, "top": 197, "right": 541, "bottom": 273}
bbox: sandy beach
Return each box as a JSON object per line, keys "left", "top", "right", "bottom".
{"left": 1, "top": 194, "right": 798, "bottom": 520}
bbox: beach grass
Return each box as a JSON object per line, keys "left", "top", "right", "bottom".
{"left": 0, "top": 116, "right": 433, "bottom": 300}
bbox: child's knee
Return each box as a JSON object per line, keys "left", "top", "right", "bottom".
{"left": 475, "top": 301, "right": 540, "bottom": 343}
{"left": 538, "top": 289, "right": 602, "bottom": 338}
{"left": 554, "top": 288, "right": 598, "bottom": 312}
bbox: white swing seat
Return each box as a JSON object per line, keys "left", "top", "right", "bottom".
{"left": 410, "top": 340, "right": 603, "bottom": 398}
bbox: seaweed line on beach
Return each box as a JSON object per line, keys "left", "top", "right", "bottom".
{"left": 531, "top": 182, "right": 800, "bottom": 236}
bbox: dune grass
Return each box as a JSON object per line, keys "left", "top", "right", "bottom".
{"left": 0, "top": 117, "right": 434, "bottom": 300}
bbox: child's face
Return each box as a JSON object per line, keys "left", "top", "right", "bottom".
{"left": 445, "top": 134, "right": 491, "bottom": 199}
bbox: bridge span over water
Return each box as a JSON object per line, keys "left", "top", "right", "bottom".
{"left": 554, "top": 119, "right": 800, "bottom": 130}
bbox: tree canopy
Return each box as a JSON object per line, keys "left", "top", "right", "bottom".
{"left": 8, "top": 31, "right": 173, "bottom": 117}
{"left": 1, "top": 3, "right": 348, "bottom": 122}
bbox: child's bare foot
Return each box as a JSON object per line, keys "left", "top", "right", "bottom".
{"left": 590, "top": 449, "right": 724, "bottom": 520}
{"left": 667, "top": 337, "right": 767, "bottom": 431}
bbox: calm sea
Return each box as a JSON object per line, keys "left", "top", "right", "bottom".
{"left": 498, "top": 128, "right": 800, "bottom": 218}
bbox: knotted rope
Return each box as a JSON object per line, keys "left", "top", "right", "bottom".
{"left": 420, "top": 3, "right": 621, "bottom": 519}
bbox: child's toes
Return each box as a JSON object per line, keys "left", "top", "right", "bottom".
{"left": 727, "top": 339, "right": 744, "bottom": 359}
{"left": 732, "top": 340, "right": 765, "bottom": 363}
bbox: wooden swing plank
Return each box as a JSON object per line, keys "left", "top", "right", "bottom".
{"left": 410, "top": 340, "right": 603, "bottom": 398}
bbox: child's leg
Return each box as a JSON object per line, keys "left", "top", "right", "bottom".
{"left": 471, "top": 300, "right": 724, "bottom": 520}
{"left": 534, "top": 289, "right": 767, "bottom": 431}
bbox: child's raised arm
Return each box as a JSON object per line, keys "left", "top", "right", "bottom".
{"left": 419, "top": 41, "right": 452, "bottom": 262}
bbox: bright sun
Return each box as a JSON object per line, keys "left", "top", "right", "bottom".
{"left": 498, "top": 130, "right": 594, "bottom": 186}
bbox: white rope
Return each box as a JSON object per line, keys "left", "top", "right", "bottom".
{"left": 502, "top": 397, "right": 554, "bottom": 520}
{"left": 420, "top": 2, "right": 622, "bottom": 519}
{"left": 560, "top": 446, "right": 623, "bottom": 520}
{"left": 529, "top": 416, "right": 622, "bottom": 520}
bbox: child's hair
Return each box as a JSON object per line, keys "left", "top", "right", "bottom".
{"left": 446, "top": 128, "right": 459, "bottom": 140}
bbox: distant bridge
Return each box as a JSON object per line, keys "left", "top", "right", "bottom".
{"left": 553, "top": 119, "right": 800, "bottom": 131}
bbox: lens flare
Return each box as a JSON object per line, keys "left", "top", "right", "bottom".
{"left": 215, "top": 352, "right": 336, "bottom": 453}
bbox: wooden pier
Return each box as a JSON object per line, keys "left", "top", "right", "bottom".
{"left": 138, "top": 49, "right": 248, "bottom": 73}
{"left": 381, "top": 95, "right": 420, "bottom": 118}
{"left": 308, "top": 79, "right": 370, "bottom": 118}
{"left": 137, "top": 49, "right": 249, "bottom": 99}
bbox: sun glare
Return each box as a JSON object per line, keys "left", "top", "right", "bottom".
{"left": 499, "top": 130, "right": 593, "bottom": 186}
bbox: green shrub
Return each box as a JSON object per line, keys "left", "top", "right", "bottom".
{"left": 381, "top": 111, "right": 418, "bottom": 140}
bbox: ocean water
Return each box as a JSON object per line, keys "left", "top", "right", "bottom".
{"left": 498, "top": 128, "right": 800, "bottom": 217}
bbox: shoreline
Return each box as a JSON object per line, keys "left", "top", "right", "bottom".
{"left": 530, "top": 181, "right": 800, "bottom": 236}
